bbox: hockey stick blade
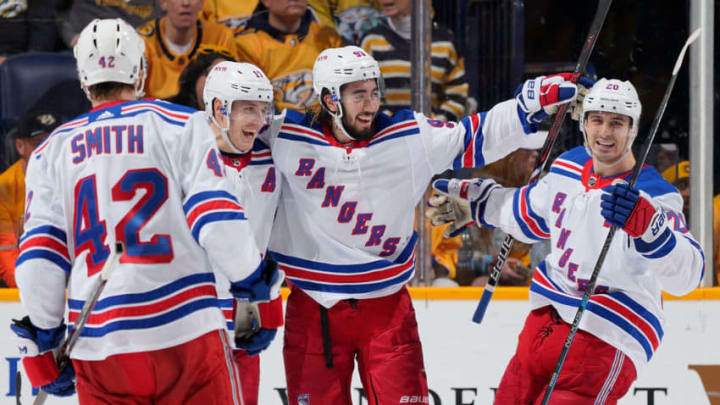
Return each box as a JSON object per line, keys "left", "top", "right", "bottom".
{"left": 472, "top": 0, "right": 613, "bottom": 324}
{"left": 33, "top": 242, "right": 124, "bottom": 405}
{"left": 540, "top": 28, "right": 701, "bottom": 405}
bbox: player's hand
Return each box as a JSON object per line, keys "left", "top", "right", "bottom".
{"left": 10, "top": 316, "right": 76, "bottom": 396}
{"left": 600, "top": 182, "right": 672, "bottom": 249}
{"left": 235, "top": 328, "right": 278, "bottom": 356}
{"left": 515, "top": 73, "right": 595, "bottom": 132}
{"left": 426, "top": 194, "right": 473, "bottom": 238}
{"left": 430, "top": 177, "right": 500, "bottom": 232}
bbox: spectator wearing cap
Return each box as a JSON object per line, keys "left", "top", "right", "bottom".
{"left": 0, "top": 109, "right": 59, "bottom": 287}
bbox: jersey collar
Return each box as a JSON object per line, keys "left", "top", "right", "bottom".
{"left": 581, "top": 158, "right": 643, "bottom": 191}
{"left": 321, "top": 122, "right": 371, "bottom": 151}
{"left": 220, "top": 151, "right": 251, "bottom": 172}
{"left": 156, "top": 18, "right": 202, "bottom": 62}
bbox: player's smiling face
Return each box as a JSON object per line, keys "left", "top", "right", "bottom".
{"left": 339, "top": 79, "right": 380, "bottom": 140}
{"left": 227, "top": 100, "right": 269, "bottom": 152}
{"left": 583, "top": 111, "right": 632, "bottom": 164}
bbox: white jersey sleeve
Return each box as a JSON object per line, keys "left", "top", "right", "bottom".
{"left": 479, "top": 176, "right": 553, "bottom": 244}
{"left": 417, "top": 99, "right": 547, "bottom": 174}
{"left": 15, "top": 148, "right": 69, "bottom": 329}
{"left": 172, "top": 114, "right": 263, "bottom": 284}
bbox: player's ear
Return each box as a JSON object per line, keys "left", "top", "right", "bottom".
{"left": 213, "top": 99, "right": 223, "bottom": 120}
{"left": 322, "top": 92, "right": 338, "bottom": 115}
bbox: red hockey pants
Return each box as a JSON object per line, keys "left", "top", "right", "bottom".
{"left": 494, "top": 306, "right": 637, "bottom": 405}
{"left": 73, "top": 330, "right": 244, "bottom": 405}
{"left": 283, "top": 286, "right": 429, "bottom": 404}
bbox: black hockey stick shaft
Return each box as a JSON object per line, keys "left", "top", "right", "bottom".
{"left": 32, "top": 242, "right": 124, "bottom": 405}
{"left": 540, "top": 28, "right": 702, "bottom": 405}
{"left": 472, "top": 0, "right": 613, "bottom": 324}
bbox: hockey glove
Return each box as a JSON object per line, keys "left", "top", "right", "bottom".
{"left": 10, "top": 316, "right": 75, "bottom": 396}
{"left": 600, "top": 183, "right": 673, "bottom": 250}
{"left": 426, "top": 194, "right": 473, "bottom": 238}
{"left": 515, "top": 73, "right": 595, "bottom": 133}
{"left": 430, "top": 177, "right": 501, "bottom": 232}
{"left": 230, "top": 258, "right": 284, "bottom": 356}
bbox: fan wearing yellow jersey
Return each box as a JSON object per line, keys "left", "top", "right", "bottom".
{"left": 139, "top": 0, "right": 237, "bottom": 99}
{"left": 234, "top": 0, "right": 342, "bottom": 113}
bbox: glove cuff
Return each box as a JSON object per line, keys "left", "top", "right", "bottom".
{"left": 23, "top": 352, "right": 60, "bottom": 388}
{"left": 257, "top": 296, "right": 283, "bottom": 329}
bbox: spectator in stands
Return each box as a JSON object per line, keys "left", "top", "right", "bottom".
{"left": 655, "top": 143, "right": 679, "bottom": 174}
{"left": 233, "top": 0, "right": 343, "bottom": 113}
{"left": 58, "top": 0, "right": 160, "bottom": 47}
{"left": 167, "top": 44, "right": 235, "bottom": 109}
{"left": 0, "top": 0, "right": 62, "bottom": 64}
{"left": 309, "top": 0, "right": 383, "bottom": 44}
{"left": 201, "top": 0, "right": 260, "bottom": 29}
{"left": 0, "top": 108, "right": 60, "bottom": 287}
{"left": 360, "top": 0, "right": 468, "bottom": 121}
{"left": 139, "top": 0, "right": 237, "bottom": 99}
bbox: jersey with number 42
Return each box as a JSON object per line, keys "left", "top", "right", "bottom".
{"left": 15, "top": 99, "right": 263, "bottom": 361}
{"left": 261, "top": 99, "right": 546, "bottom": 308}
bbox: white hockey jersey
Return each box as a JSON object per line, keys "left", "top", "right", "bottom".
{"left": 215, "top": 139, "right": 281, "bottom": 333}
{"left": 478, "top": 146, "right": 705, "bottom": 372}
{"left": 15, "top": 99, "right": 263, "bottom": 361}
{"left": 261, "top": 99, "right": 546, "bottom": 308}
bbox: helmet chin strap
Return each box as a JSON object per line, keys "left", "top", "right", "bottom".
{"left": 209, "top": 112, "right": 248, "bottom": 155}
{"left": 328, "top": 98, "right": 360, "bottom": 141}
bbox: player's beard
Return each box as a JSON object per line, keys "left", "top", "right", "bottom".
{"left": 341, "top": 114, "right": 375, "bottom": 141}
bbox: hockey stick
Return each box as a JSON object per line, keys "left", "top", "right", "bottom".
{"left": 33, "top": 242, "right": 124, "bottom": 405}
{"left": 472, "top": 0, "right": 613, "bottom": 324}
{"left": 539, "top": 28, "right": 702, "bottom": 405}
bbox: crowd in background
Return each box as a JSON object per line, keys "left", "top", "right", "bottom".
{"left": 0, "top": 0, "right": 717, "bottom": 289}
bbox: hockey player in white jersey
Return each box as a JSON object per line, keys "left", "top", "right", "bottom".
{"left": 430, "top": 78, "right": 705, "bottom": 404}
{"left": 203, "top": 60, "right": 284, "bottom": 405}
{"left": 10, "top": 18, "right": 276, "bottom": 404}
{"left": 257, "top": 45, "right": 588, "bottom": 404}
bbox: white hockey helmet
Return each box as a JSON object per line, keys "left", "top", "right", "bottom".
{"left": 203, "top": 61, "right": 274, "bottom": 115}
{"left": 203, "top": 61, "right": 274, "bottom": 153}
{"left": 580, "top": 78, "right": 642, "bottom": 164}
{"left": 312, "top": 46, "right": 383, "bottom": 139}
{"left": 74, "top": 18, "right": 146, "bottom": 97}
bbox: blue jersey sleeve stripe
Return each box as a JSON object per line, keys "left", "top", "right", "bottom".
{"left": 278, "top": 133, "right": 331, "bottom": 146}
{"left": 16, "top": 250, "right": 71, "bottom": 273}
{"left": 191, "top": 211, "right": 247, "bottom": 242}
{"left": 682, "top": 235, "right": 705, "bottom": 284}
{"left": 512, "top": 188, "right": 544, "bottom": 241}
{"left": 19, "top": 225, "right": 67, "bottom": 245}
{"left": 523, "top": 184, "right": 550, "bottom": 234}
{"left": 183, "top": 190, "right": 239, "bottom": 214}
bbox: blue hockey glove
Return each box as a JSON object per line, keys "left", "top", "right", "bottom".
{"left": 601, "top": 183, "right": 674, "bottom": 255}
{"left": 515, "top": 73, "right": 595, "bottom": 133}
{"left": 429, "top": 177, "right": 501, "bottom": 236}
{"left": 10, "top": 316, "right": 76, "bottom": 396}
{"left": 231, "top": 258, "right": 284, "bottom": 355}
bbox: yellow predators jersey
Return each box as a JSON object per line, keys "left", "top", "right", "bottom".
{"left": 0, "top": 160, "right": 24, "bottom": 288}
{"left": 200, "top": 0, "right": 259, "bottom": 29}
{"left": 308, "top": 0, "right": 383, "bottom": 44}
{"left": 234, "top": 10, "right": 342, "bottom": 113}
{"left": 361, "top": 22, "right": 469, "bottom": 121}
{"left": 139, "top": 18, "right": 236, "bottom": 99}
